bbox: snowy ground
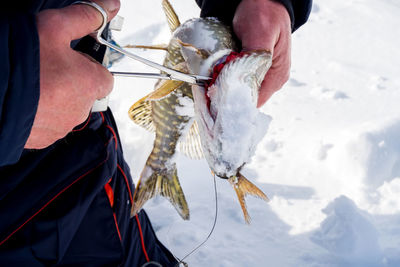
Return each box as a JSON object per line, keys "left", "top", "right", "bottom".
{"left": 108, "top": 0, "right": 400, "bottom": 266}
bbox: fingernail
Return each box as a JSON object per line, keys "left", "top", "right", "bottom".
{"left": 97, "top": 0, "right": 120, "bottom": 13}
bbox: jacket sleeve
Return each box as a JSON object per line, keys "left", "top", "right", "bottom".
{"left": 0, "top": 14, "right": 40, "bottom": 167}
{"left": 195, "top": 0, "right": 312, "bottom": 32}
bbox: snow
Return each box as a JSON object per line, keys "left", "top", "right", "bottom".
{"left": 174, "top": 18, "right": 220, "bottom": 52}
{"left": 310, "top": 196, "right": 382, "bottom": 265}
{"left": 108, "top": 0, "right": 400, "bottom": 266}
{"left": 175, "top": 95, "right": 195, "bottom": 117}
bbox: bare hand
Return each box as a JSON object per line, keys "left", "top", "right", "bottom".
{"left": 25, "top": 0, "right": 120, "bottom": 149}
{"left": 233, "top": 0, "right": 291, "bottom": 107}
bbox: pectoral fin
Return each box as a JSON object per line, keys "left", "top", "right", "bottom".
{"left": 146, "top": 79, "right": 184, "bottom": 101}
{"left": 128, "top": 95, "right": 155, "bottom": 132}
{"left": 128, "top": 79, "right": 182, "bottom": 130}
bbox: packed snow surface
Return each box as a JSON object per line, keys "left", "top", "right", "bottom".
{"left": 109, "top": 0, "right": 400, "bottom": 266}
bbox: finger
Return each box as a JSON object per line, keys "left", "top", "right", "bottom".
{"left": 73, "top": 51, "right": 114, "bottom": 100}
{"left": 257, "top": 65, "right": 289, "bottom": 107}
{"left": 259, "top": 30, "right": 291, "bottom": 107}
{"left": 59, "top": 0, "right": 120, "bottom": 41}
{"left": 91, "top": 61, "right": 114, "bottom": 99}
{"left": 257, "top": 43, "right": 291, "bottom": 107}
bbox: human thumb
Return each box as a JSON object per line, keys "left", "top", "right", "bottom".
{"left": 60, "top": 0, "right": 120, "bottom": 41}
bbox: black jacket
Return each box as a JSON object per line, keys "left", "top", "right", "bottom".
{"left": 196, "top": 0, "right": 312, "bottom": 31}
{"left": 0, "top": 0, "right": 311, "bottom": 266}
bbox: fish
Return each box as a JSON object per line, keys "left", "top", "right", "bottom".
{"left": 128, "top": 0, "right": 272, "bottom": 223}
{"left": 128, "top": 0, "right": 206, "bottom": 220}
{"left": 183, "top": 49, "right": 273, "bottom": 223}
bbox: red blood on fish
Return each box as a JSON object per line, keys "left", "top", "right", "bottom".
{"left": 204, "top": 51, "right": 247, "bottom": 110}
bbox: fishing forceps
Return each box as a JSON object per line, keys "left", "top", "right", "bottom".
{"left": 74, "top": 1, "right": 211, "bottom": 85}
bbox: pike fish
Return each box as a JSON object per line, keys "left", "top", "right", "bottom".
{"left": 182, "top": 48, "right": 273, "bottom": 223}
{"left": 129, "top": 0, "right": 271, "bottom": 223}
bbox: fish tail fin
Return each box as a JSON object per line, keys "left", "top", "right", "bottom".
{"left": 228, "top": 173, "right": 269, "bottom": 224}
{"left": 131, "top": 165, "right": 190, "bottom": 220}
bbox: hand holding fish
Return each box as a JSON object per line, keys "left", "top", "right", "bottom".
{"left": 25, "top": 0, "right": 120, "bottom": 149}
{"left": 233, "top": 0, "right": 291, "bottom": 107}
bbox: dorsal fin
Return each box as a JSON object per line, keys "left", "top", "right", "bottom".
{"left": 162, "top": 0, "right": 181, "bottom": 32}
{"left": 178, "top": 120, "right": 204, "bottom": 159}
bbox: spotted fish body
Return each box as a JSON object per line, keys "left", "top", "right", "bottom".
{"left": 133, "top": 46, "right": 194, "bottom": 219}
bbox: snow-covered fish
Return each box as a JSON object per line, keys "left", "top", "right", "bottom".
{"left": 129, "top": 0, "right": 271, "bottom": 223}
{"left": 183, "top": 48, "right": 273, "bottom": 223}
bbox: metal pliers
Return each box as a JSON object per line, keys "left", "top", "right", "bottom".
{"left": 74, "top": 1, "right": 210, "bottom": 85}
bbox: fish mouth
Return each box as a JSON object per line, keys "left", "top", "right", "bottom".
{"left": 213, "top": 164, "right": 245, "bottom": 180}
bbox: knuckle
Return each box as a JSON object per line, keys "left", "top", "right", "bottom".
{"left": 93, "top": 0, "right": 121, "bottom": 17}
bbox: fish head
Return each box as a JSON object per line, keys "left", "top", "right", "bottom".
{"left": 192, "top": 50, "right": 273, "bottom": 178}
{"left": 174, "top": 17, "right": 237, "bottom": 75}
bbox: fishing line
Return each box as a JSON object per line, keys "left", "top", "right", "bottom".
{"left": 142, "top": 262, "right": 163, "bottom": 267}
{"left": 173, "top": 173, "right": 219, "bottom": 266}
{"left": 141, "top": 173, "right": 219, "bottom": 267}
